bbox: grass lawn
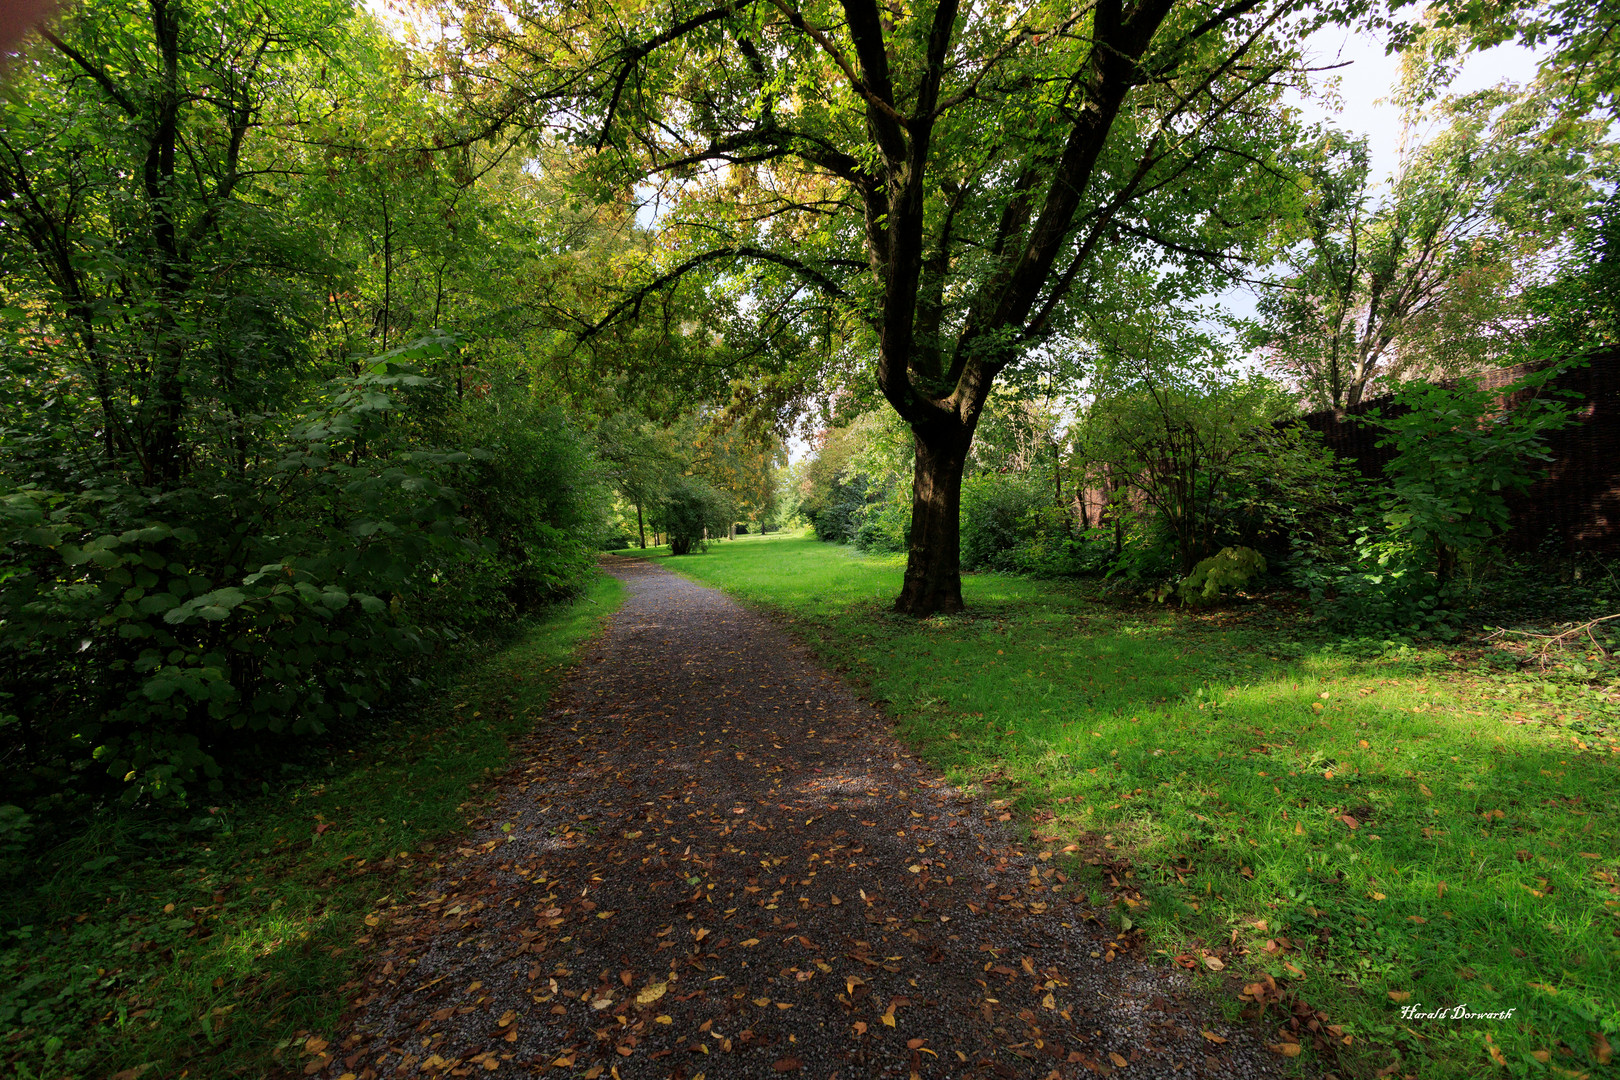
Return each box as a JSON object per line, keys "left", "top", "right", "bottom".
{"left": 635, "top": 531, "right": 1620, "bottom": 1080}
{"left": 0, "top": 572, "right": 624, "bottom": 1080}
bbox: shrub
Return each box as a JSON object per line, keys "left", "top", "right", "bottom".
{"left": 1177, "top": 546, "right": 1267, "bottom": 605}
{"left": 655, "top": 478, "right": 733, "bottom": 555}
{"left": 854, "top": 482, "right": 910, "bottom": 553}
{"left": 0, "top": 356, "right": 612, "bottom": 815}
{"left": 452, "top": 401, "right": 609, "bottom": 610}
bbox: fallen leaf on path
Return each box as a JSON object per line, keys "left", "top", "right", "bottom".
{"left": 1201, "top": 1031, "right": 1227, "bottom": 1044}
{"left": 1202, "top": 955, "right": 1225, "bottom": 971}
{"left": 1109, "top": 1051, "right": 1128, "bottom": 1067}
{"left": 1268, "top": 1042, "right": 1302, "bottom": 1057}
{"left": 636, "top": 982, "right": 667, "bottom": 1004}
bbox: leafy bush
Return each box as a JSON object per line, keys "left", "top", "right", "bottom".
{"left": 804, "top": 473, "right": 870, "bottom": 543}
{"left": 960, "top": 471, "right": 1073, "bottom": 573}
{"left": 853, "top": 482, "right": 910, "bottom": 553}
{"left": 655, "top": 478, "right": 733, "bottom": 555}
{"left": 451, "top": 401, "right": 609, "bottom": 609}
{"left": 1177, "top": 545, "right": 1267, "bottom": 605}
{"left": 0, "top": 351, "right": 611, "bottom": 816}
{"left": 1367, "top": 371, "right": 1571, "bottom": 579}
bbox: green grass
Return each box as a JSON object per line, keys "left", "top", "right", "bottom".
{"left": 0, "top": 572, "right": 624, "bottom": 1080}
{"left": 635, "top": 531, "right": 1620, "bottom": 1080}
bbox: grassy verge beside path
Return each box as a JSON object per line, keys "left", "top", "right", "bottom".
{"left": 640, "top": 532, "right": 1619, "bottom": 1080}
{"left": 1, "top": 572, "right": 624, "bottom": 1080}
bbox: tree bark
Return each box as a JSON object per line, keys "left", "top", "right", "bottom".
{"left": 894, "top": 420, "right": 971, "bottom": 616}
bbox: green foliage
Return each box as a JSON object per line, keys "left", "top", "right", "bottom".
{"left": 1078, "top": 356, "right": 1341, "bottom": 576}
{"left": 1176, "top": 546, "right": 1267, "bottom": 606}
{"left": 0, "top": 575, "right": 622, "bottom": 1080}
{"left": 853, "top": 484, "right": 911, "bottom": 554}
{"left": 452, "top": 401, "right": 610, "bottom": 609}
{"left": 1368, "top": 371, "right": 1572, "bottom": 578}
{"left": 1252, "top": 71, "right": 1614, "bottom": 407}
{"left": 960, "top": 471, "right": 1070, "bottom": 575}
{"left": 652, "top": 478, "right": 733, "bottom": 555}
{"left": 0, "top": 3, "right": 617, "bottom": 820}
{"left": 0, "top": 348, "right": 500, "bottom": 810}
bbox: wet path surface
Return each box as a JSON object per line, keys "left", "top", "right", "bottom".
{"left": 321, "top": 559, "right": 1287, "bottom": 1079}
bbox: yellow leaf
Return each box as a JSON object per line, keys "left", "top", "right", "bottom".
{"left": 740, "top": 938, "right": 761, "bottom": 947}
{"left": 497, "top": 1010, "right": 516, "bottom": 1027}
{"left": 636, "top": 982, "right": 667, "bottom": 1005}
{"left": 753, "top": 997, "right": 771, "bottom": 1007}
{"left": 1295, "top": 822, "right": 1305, "bottom": 835}
{"left": 655, "top": 1015, "right": 673, "bottom": 1025}
{"left": 1109, "top": 1052, "right": 1128, "bottom": 1067}
{"left": 1532, "top": 1050, "right": 1552, "bottom": 1063}
{"left": 1388, "top": 991, "right": 1411, "bottom": 1003}
{"left": 881, "top": 1008, "right": 897, "bottom": 1028}
{"left": 1488, "top": 1044, "right": 1507, "bottom": 1065}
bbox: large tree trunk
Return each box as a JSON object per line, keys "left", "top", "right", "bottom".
{"left": 895, "top": 422, "right": 971, "bottom": 617}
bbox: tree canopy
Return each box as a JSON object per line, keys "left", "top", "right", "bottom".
{"left": 414, "top": 0, "right": 1375, "bottom": 612}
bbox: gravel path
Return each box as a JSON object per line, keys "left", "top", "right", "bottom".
{"left": 320, "top": 559, "right": 1292, "bottom": 1079}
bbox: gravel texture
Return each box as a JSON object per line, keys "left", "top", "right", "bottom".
{"left": 317, "top": 558, "right": 1295, "bottom": 1079}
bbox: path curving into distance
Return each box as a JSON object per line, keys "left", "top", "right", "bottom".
{"left": 320, "top": 558, "right": 1287, "bottom": 1079}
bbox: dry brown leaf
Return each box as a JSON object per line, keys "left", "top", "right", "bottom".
{"left": 1108, "top": 1051, "right": 1128, "bottom": 1067}
{"left": 1202, "top": 955, "right": 1225, "bottom": 971}
{"left": 1268, "top": 1042, "right": 1302, "bottom": 1058}
{"left": 1388, "top": 991, "right": 1411, "bottom": 1003}
{"left": 1594, "top": 1032, "right": 1613, "bottom": 1065}
{"left": 1201, "top": 1030, "right": 1228, "bottom": 1044}
{"left": 1340, "top": 814, "right": 1359, "bottom": 831}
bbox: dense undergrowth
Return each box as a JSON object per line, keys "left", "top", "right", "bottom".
{"left": 0, "top": 573, "right": 623, "bottom": 1080}
{"left": 652, "top": 532, "right": 1620, "bottom": 1080}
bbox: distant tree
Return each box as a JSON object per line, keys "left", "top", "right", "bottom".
{"left": 1251, "top": 77, "right": 1613, "bottom": 409}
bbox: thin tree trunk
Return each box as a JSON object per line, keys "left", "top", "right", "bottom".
{"left": 636, "top": 502, "right": 646, "bottom": 548}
